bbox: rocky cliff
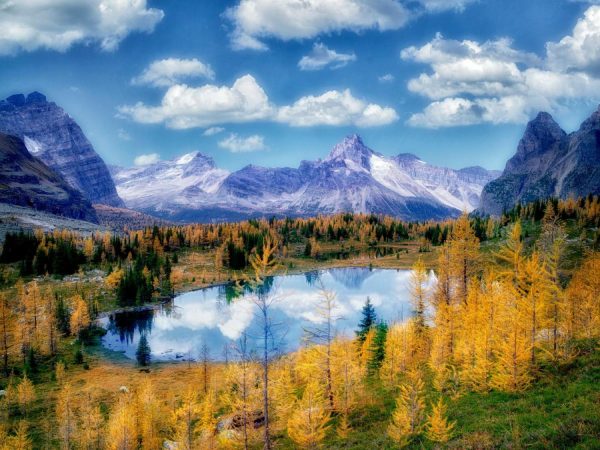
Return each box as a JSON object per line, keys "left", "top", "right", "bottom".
{"left": 479, "top": 107, "right": 600, "bottom": 215}
{"left": 0, "top": 92, "right": 124, "bottom": 207}
{"left": 0, "top": 133, "right": 97, "bottom": 222}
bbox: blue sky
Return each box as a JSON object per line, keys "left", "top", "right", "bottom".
{"left": 1, "top": 0, "right": 600, "bottom": 172}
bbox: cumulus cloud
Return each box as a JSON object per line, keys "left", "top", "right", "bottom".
{"left": 218, "top": 133, "right": 267, "bottom": 152}
{"left": 132, "top": 58, "right": 215, "bottom": 87}
{"left": 298, "top": 43, "right": 356, "bottom": 70}
{"left": 203, "top": 126, "right": 225, "bottom": 136}
{"left": 402, "top": 10, "right": 600, "bottom": 128}
{"left": 546, "top": 6, "right": 600, "bottom": 75}
{"left": 225, "top": 0, "right": 408, "bottom": 51}
{"left": 225, "top": 0, "right": 477, "bottom": 51}
{"left": 277, "top": 89, "right": 398, "bottom": 127}
{"left": 134, "top": 153, "right": 160, "bottom": 166}
{"left": 119, "top": 75, "right": 398, "bottom": 128}
{"left": 118, "top": 74, "right": 274, "bottom": 129}
{"left": 0, "top": 0, "right": 164, "bottom": 55}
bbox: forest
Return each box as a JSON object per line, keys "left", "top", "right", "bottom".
{"left": 0, "top": 196, "right": 599, "bottom": 449}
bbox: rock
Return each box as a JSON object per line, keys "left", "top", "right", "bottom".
{"left": 0, "top": 133, "right": 97, "bottom": 222}
{"left": 0, "top": 92, "right": 124, "bottom": 207}
{"left": 479, "top": 106, "right": 600, "bottom": 215}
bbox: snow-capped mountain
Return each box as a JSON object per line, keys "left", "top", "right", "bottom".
{"left": 110, "top": 152, "right": 229, "bottom": 213}
{"left": 112, "top": 135, "right": 499, "bottom": 222}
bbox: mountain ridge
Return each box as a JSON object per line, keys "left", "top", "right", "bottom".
{"left": 112, "top": 134, "right": 499, "bottom": 222}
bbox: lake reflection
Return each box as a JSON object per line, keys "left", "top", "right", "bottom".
{"left": 100, "top": 268, "right": 425, "bottom": 361}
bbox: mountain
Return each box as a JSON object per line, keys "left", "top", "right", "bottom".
{"left": 479, "top": 107, "right": 600, "bottom": 215}
{"left": 0, "top": 92, "right": 124, "bottom": 207}
{"left": 0, "top": 133, "right": 97, "bottom": 222}
{"left": 113, "top": 135, "right": 499, "bottom": 222}
{"left": 110, "top": 152, "right": 229, "bottom": 213}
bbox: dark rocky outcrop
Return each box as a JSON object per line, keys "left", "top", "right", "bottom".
{"left": 0, "top": 133, "right": 97, "bottom": 222}
{"left": 479, "top": 107, "right": 600, "bottom": 215}
{"left": 0, "top": 92, "right": 124, "bottom": 207}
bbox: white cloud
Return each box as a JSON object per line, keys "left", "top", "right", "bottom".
{"left": 0, "top": 0, "right": 164, "bottom": 55}
{"left": 224, "top": 0, "right": 479, "bottom": 50}
{"left": 203, "top": 126, "right": 225, "bottom": 136}
{"left": 118, "top": 74, "right": 275, "bottom": 129}
{"left": 546, "top": 5, "right": 600, "bottom": 75}
{"left": 218, "top": 133, "right": 266, "bottom": 152}
{"left": 117, "top": 128, "right": 131, "bottom": 141}
{"left": 224, "top": 0, "right": 411, "bottom": 50}
{"left": 120, "top": 75, "right": 398, "bottom": 128}
{"left": 298, "top": 43, "right": 356, "bottom": 70}
{"left": 402, "top": 14, "right": 600, "bottom": 128}
{"left": 132, "top": 58, "right": 215, "bottom": 87}
{"left": 417, "top": 0, "right": 477, "bottom": 11}
{"left": 378, "top": 73, "right": 395, "bottom": 82}
{"left": 134, "top": 153, "right": 160, "bottom": 166}
{"left": 277, "top": 89, "right": 398, "bottom": 127}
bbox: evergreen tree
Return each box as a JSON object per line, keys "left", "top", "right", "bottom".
{"left": 356, "top": 297, "right": 377, "bottom": 343}
{"left": 136, "top": 334, "right": 151, "bottom": 366}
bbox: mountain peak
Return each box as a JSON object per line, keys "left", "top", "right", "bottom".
{"left": 327, "top": 134, "right": 374, "bottom": 168}
{"left": 514, "top": 110, "right": 566, "bottom": 160}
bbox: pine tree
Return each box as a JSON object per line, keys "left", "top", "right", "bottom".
{"left": 356, "top": 297, "right": 377, "bottom": 343}
{"left": 136, "top": 334, "right": 151, "bottom": 366}
{"left": 425, "top": 397, "right": 455, "bottom": 443}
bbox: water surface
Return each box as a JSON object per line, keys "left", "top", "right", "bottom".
{"left": 100, "top": 267, "right": 421, "bottom": 361}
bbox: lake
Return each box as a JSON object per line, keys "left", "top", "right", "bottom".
{"left": 99, "top": 267, "right": 428, "bottom": 362}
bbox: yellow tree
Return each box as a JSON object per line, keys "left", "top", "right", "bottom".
{"left": 171, "top": 389, "right": 201, "bottom": 450}
{"left": 17, "top": 374, "right": 35, "bottom": 415}
{"left": 287, "top": 380, "right": 330, "bottom": 449}
{"left": 521, "top": 252, "right": 551, "bottom": 365}
{"left": 77, "top": 394, "right": 105, "bottom": 450}
{"left": 565, "top": 254, "right": 600, "bottom": 341}
{"left": 137, "top": 379, "right": 164, "bottom": 450}
{"left": 56, "top": 382, "right": 76, "bottom": 450}
{"left": 222, "top": 354, "right": 262, "bottom": 448}
{"left": 381, "top": 321, "right": 416, "bottom": 387}
{"left": 496, "top": 221, "right": 524, "bottom": 287}
{"left": 491, "top": 287, "right": 531, "bottom": 394}
{"left": 387, "top": 370, "right": 426, "bottom": 447}
{"left": 69, "top": 295, "right": 90, "bottom": 339}
{"left": 409, "top": 258, "right": 429, "bottom": 361}
{"left": 425, "top": 397, "right": 455, "bottom": 444}
{"left": 107, "top": 393, "right": 137, "bottom": 450}
{"left": 0, "top": 292, "right": 15, "bottom": 375}
{"left": 7, "top": 421, "right": 31, "bottom": 450}
{"left": 448, "top": 213, "right": 480, "bottom": 306}
{"left": 198, "top": 389, "right": 219, "bottom": 449}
